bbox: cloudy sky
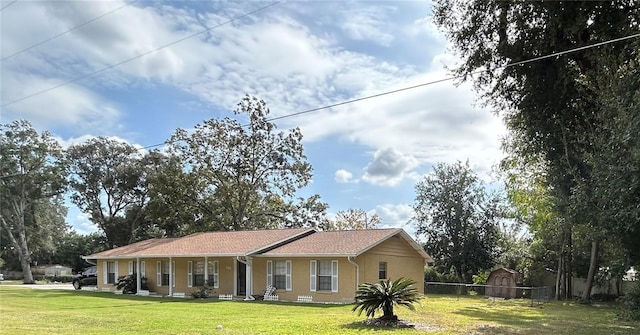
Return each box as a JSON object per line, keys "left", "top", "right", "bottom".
{"left": 1, "top": 0, "right": 507, "bottom": 237}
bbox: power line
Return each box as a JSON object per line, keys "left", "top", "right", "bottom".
{"left": 1, "top": 0, "right": 138, "bottom": 62}
{"left": 0, "top": 0, "right": 17, "bottom": 11}
{"left": 1, "top": 1, "right": 284, "bottom": 108}
{"left": 137, "top": 32, "right": 640, "bottom": 153}
{"left": 265, "top": 32, "right": 640, "bottom": 124}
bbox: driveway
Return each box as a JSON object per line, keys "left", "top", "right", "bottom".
{"left": 1, "top": 283, "right": 75, "bottom": 290}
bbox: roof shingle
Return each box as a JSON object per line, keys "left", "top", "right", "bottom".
{"left": 85, "top": 228, "right": 314, "bottom": 258}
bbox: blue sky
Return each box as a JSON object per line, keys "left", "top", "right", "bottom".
{"left": 1, "top": 0, "right": 506, "bottom": 238}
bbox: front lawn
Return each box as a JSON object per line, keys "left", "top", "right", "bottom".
{"left": 0, "top": 287, "right": 637, "bottom": 334}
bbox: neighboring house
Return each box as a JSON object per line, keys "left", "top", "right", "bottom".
{"left": 486, "top": 267, "right": 522, "bottom": 299}
{"left": 83, "top": 228, "right": 432, "bottom": 303}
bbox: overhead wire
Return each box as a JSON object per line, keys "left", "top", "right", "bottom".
{"left": 0, "top": 0, "right": 285, "bottom": 108}
{"left": 125, "top": 32, "right": 640, "bottom": 153}
{"left": 0, "top": 0, "right": 17, "bottom": 11}
{"left": 1, "top": 0, "right": 139, "bottom": 62}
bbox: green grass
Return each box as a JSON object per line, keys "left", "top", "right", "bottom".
{"left": 0, "top": 287, "right": 637, "bottom": 334}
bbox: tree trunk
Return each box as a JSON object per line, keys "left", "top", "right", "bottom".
{"left": 581, "top": 240, "right": 599, "bottom": 303}
{"left": 566, "top": 227, "right": 573, "bottom": 299}
{"left": 555, "top": 254, "right": 563, "bottom": 300}
{"left": 0, "top": 215, "right": 35, "bottom": 284}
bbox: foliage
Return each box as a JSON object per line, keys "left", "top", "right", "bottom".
{"left": 616, "top": 281, "right": 640, "bottom": 321}
{"left": 413, "top": 161, "right": 502, "bottom": 282}
{"left": 472, "top": 271, "right": 490, "bottom": 285}
{"left": 0, "top": 120, "right": 68, "bottom": 284}
{"left": 67, "top": 137, "right": 148, "bottom": 248}
{"left": 168, "top": 95, "right": 326, "bottom": 231}
{"left": 423, "top": 267, "right": 459, "bottom": 283}
{"left": 115, "top": 274, "right": 148, "bottom": 294}
{"left": 327, "top": 208, "right": 380, "bottom": 230}
{"left": 190, "top": 280, "right": 214, "bottom": 299}
{"left": 352, "top": 278, "right": 419, "bottom": 320}
{"left": 142, "top": 151, "right": 200, "bottom": 237}
{"left": 51, "top": 232, "right": 107, "bottom": 273}
{"left": 434, "top": 0, "right": 640, "bottom": 302}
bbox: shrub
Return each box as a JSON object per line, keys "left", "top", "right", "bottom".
{"left": 116, "top": 274, "right": 148, "bottom": 294}
{"left": 424, "top": 267, "right": 459, "bottom": 283}
{"left": 352, "top": 277, "right": 419, "bottom": 321}
{"left": 191, "top": 281, "right": 214, "bottom": 299}
{"left": 616, "top": 281, "right": 640, "bottom": 321}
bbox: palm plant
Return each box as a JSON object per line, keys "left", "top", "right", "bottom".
{"left": 352, "top": 277, "right": 419, "bottom": 321}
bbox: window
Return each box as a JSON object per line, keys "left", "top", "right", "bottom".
{"left": 267, "top": 260, "right": 291, "bottom": 290}
{"left": 103, "top": 261, "right": 118, "bottom": 285}
{"left": 128, "top": 261, "right": 137, "bottom": 275}
{"left": 310, "top": 260, "right": 338, "bottom": 292}
{"left": 378, "top": 262, "right": 387, "bottom": 280}
{"left": 208, "top": 261, "right": 219, "bottom": 288}
{"left": 157, "top": 261, "right": 174, "bottom": 287}
{"left": 141, "top": 261, "right": 146, "bottom": 279}
{"left": 194, "top": 261, "right": 205, "bottom": 286}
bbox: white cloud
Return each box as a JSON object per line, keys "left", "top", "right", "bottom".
{"left": 340, "top": 6, "right": 396, "bottom": 46}
{"left": 334, "top": 169, "right": 354, "bottom": 183}
{"left": 363, "top": 148, "right": 419, "bottom": 186}
{"left": 374, "top": 203, "right": 419, "bottom": 238}
{"left": 1, "top": 73, "right": 121, "bottom": 132}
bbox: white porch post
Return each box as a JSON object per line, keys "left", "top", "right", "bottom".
{"left": 136, "top": 257, "right": 141, "bottom": 293}
{"left": 245, "top": 256, "right": 254, "bottom": 300}
{"left": 169, "top": 257, "right": 173, "bottom": 297}
{"left": 204, "top": 256, "right": 209, "bottom": 285}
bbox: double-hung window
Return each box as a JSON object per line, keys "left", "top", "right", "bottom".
{"left": 266, "top": 260, "right": 291, "bottom": 290}
{"left": 378, "top": 262, "right": 387, "bottom": 280}
{"left": 310, "top": 260, "right": 338, "bottom": 292}
{"left": 188, "top": 261, "right": 206, "bottom": 287}
{"left": 208, "top": 261, "right": 219, "bottom": 288}
{"left": 157, "top": 261, "right": 175, "bottom": 287}
{"left": 103, "top": 261, "right": 118, "bottom": 285}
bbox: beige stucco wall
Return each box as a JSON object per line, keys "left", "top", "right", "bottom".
{"left": 357, "top": 235, "right": 426, "bottom": 294}
{"left": 96, "top": 257, "right": 238, "bottom": 295}
{"left": 252, "top": 257, "right": 357, "bottom": 303}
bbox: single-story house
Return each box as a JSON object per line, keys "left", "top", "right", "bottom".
{"left": 83, "top": 227, "right": 432, "bottom": 303}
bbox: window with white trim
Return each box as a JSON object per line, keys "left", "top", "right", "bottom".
{"left": 156, "top": 261, "right": 174, "bottom": 287}
{"left": 188, "top": 261, "right": 206, "bottom": 287}
{"left": 310, "top": 260, "right": 338, "bottom": 292}
{"left": 128, "top": 261, "right": 137, "bottom": 275}
{"left": 378, "top": 262, "right": 387, "bottom": 280}
{"left": 208, "top": 261, "right": 219, "bottom": 288}
{"left": 267, "top": 260, "right": 291, "bottom": 290}
{"left": 141, "top": 261, "right": 146, "bottom": 279}
{"left": 104, "top": 261, "right": 117, "bottom": 284}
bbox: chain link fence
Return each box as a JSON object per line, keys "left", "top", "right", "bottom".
{"left": 424, "top": 282, "right": 553, "bottom": 306}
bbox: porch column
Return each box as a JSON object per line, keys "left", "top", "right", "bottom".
{"left": 169, "top": 257, "right": 173, "bottom": 297}
{"left": 136, "top": 257, "right": 141, "bottom": 293}
{"left": 204, "top": 256, "right": 209, "bottom": 286}
{"left": 245, "top": 256, "right": 254, "bottom": 300}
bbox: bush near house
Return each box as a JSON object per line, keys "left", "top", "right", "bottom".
{"left": 115, "top": 275, "right": 148, "bottom": 294}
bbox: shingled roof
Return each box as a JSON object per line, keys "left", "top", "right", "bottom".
{"left": 85, "top": 228, "right": 315, "bottom": 259}
{"left": 260, "top": 228, "right": 432, "bottom": 261}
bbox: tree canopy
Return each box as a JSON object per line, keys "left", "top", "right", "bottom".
{"left": 168, "top": 95, "right": 326, "bottom": 231}
{"left": 413, "top": 161, "right": 502, "bottom": 283}
{"left": 434, "top": 0, "right": 640, "bottom": 300}
{"left": 0, "top": 120, "right": 68, "bottom": 283}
